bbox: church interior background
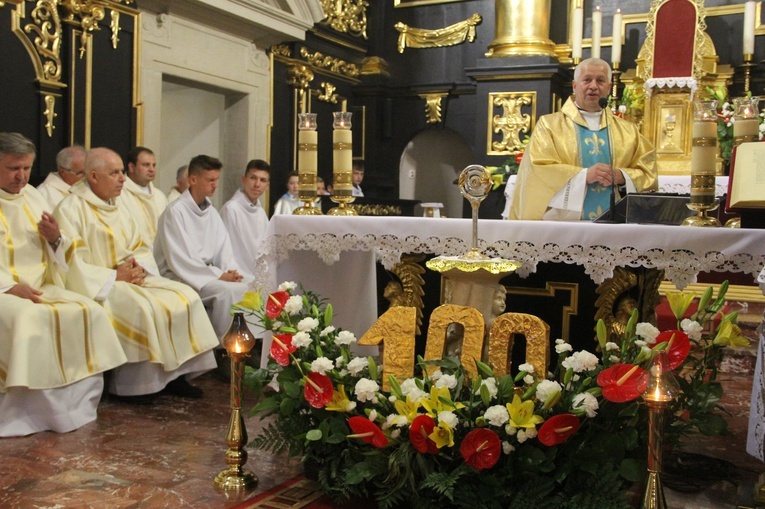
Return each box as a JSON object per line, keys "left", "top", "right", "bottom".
{"left": 2, "top": 0, "right": 765, "bottom": 507}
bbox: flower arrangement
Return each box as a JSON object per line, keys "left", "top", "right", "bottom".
{"left": 487, "top": 137, "right": 529, "bottom": 190}
{"left": 237, "top": 281, "right": 748, "bottom": 509}
{"left": 706, "top": 86, "right": 764, "bottom": 170}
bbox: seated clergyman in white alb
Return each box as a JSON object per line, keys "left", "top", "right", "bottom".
{"left": 36, "top": 145, "right": 87, "bottom": 208}
{"left": 54, "top": 148, "right": 218, "bottom": 403}
{"left": 154, "top": 154, "right": 252, "bottom": 341}
{"left": 166, "top": 164, "right": 188, "bottom": 203}
{"left": 220, "top": 159, "right": 271, "bottom": 274}
{"left": 117, "top": 146, "right": 168, "bottom": 249}
{"left": 0, "top": 133, "right": 127, "bottom": 436}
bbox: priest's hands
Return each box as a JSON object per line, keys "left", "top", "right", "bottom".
{"left": 37, "top": 212, "right": 61, "bottom": 247}
{"left": 8, "top": 283, "right": 43, "bottom": 303}
{"left": 219, "top": 269, "right": 243, "bottom": 282}
{"left": 586, "top": 163, "right": 625, "bottom": 186}
{"left": 116, "top": 258, "right": 146, "bottom": 286}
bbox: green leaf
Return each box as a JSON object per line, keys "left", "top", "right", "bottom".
{"left": 368, "top": 356, "right": 378, "bottom": 380}
{"left": 619, "top": 458, "right": 643, "bottom": 482}
{"left": 324, "top": 303, "right": 333, "bottom": 325}
{"left": 695, "top": 413, "right": 728, "bottom": 435}
{"left": 475, "top": 359, "right": 495, "bottom": 379}
{"left": 282, "top": 380, "right": 301, "bottom": 398}
{"left": 480, "top": 383, "right": 491, "bottom": 406}
{"left": 250, "top": 397, "right": 278, "bottom": 415}
{"left": 306, "top": 429, "right": 323, "bottom": 441}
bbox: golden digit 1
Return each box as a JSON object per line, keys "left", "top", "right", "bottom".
{"left": 358, "top": 306, "right": 417, "bottom": 391}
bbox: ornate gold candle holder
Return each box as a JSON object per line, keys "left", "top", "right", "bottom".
{"left": 640, "top": 351, "right": 680, "bottom": 509}
{"left": 741, "top": 54, "right": 756, "bottom": 95}
{"left": 295, "top": 113, "right": 322, "bottom": 216}
{"left": 213, "top": 313, "right": 259, "bottom": 491}
{"left": 611, "top": 63, "right": 621, "bottom": 104}
{"left": 328, "top": 111, "right": 357, "bottom": 216}
{"left": 683, "top": 100, "right": 720, "bottom": 227}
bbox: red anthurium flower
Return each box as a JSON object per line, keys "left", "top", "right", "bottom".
{"left": 597, "top": 363, "right": 647, "bottom": 403}
{"left": 538, "top": 414, "right": 580, "bottom": 446}
{"left": 304, "top": 372, "right": 334, "bottom": 408}
{"left": 266, "top": 291, "right": 290, "bottom": 319}
{"left": 515, "top": 152, "right": 524, "bottom": 165}
{"left": 459, "top": 428, "right": 501, "bottom": 471}
{"left": 653, "top": 330, "right": 690, "bottom": 370}
{"left": 347, "top": 416, "right": 388, "bottom": 448}
{"left": 409, "top": 415, "right": 439, "bottom": 454}
{"left": 270, "top": 333, "right": 296, "bottom": 366}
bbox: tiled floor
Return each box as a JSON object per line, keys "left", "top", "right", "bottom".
{"left": 1, "top": 306, "right": 763, "bottom": 508}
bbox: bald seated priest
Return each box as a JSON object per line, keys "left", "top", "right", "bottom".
{"left": 118, "top": 146, "right": 168, "bottom": 249}
{"left": 510, "top": 57, "right": 657, "bottom": 221}
{"left": 37, "top": 145, "right": 87, "bottom": 208}
{"left": 54, "top": 147, "right": 219, "bottom": 404}
{"left": 0, "top": 133, "right": 127, "bottom": 436}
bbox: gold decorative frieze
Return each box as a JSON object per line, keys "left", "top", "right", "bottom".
{"left": 18, "top": 0, "right": 64, "bottom": 84}
{"left": 394, "top": 13, "right": 481, "bottom": 54}
{"left": 488, "top": 92, "right": 536, "bottom": 155}
{"left": 43, "top": 93, "right": 57, "bottom": 137}
{"left": 361, "top": 56, "right": 389, "bottom": 77}
{"left": 60, "top": 0, "right": 105, "bottom": 58}
{"left": 299, "top": 47, "right": 360, "bottom": 79}
{"left": 287, "top": 64, "right": 314, "bottom": 89}
{"left": 419, "top": 93, "right": 447, "bottom": 124}
{"left": 270, "top": 44, "right": 291, "bottom": 58}
{"left": 109, "top": 9, "right": 119, "bottom": 49}
{"left": 319, "top": 0, "right": 368, "bottom": 40}
{"left": 317, "top": 82, "right": 338, "bottom": 104}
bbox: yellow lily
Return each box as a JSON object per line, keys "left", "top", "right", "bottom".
{"left": 506, "top": 394, "right": 544, "bottom": 429}
{"left": 666, "top": 291, "right": 695, "bottom": 322}
{"left": 394, "top": 396, "right": 421, "bottom": 423}
{"left": 428, "top": 421, "right": 454, "bottom": 449}
{"left": 421, "top": 386, "right": 465, "bottom": 417}
{"left": 236, "top": 291, "right": 262, "bottom": 311}
{"left": 713, "top": 320, "right": 750, "bottom": 348}
{"left": 326, "top": 384, "right": 354, "bottom": 412}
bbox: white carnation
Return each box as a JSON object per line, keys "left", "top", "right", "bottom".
{"left": 572, "top": 392, "right": 599, "bottom": 418}
{"left": 516, "top": 429, "right": 529, "bottom": 443}
{"left": 284, "top": 295, "right": 304, "bottom": 315}
{"left": 605, "top": 342, "right": 619, "bottom": 352}
{"left": 555, "top": 342, "right": 573, "bottom": 354}
{"left": 523, "top": 375, "right": 535, "bottom": 385}
{"left": 292, "top": 331, "right": 312, "bottom": 349}
{"left": 502, "top": 441, "right": 515, "bottom": 455}
{"left": 518, "top": 363, "right": 534, "bottom": 374}
{"left": 407, "top": 388, "right": 428, "bottom": 403}
{"left": 681, "top": 319, "right": 703, "bottom": 341}
{"left": 609, "top": 355, "right": 621, "bottom": 363}
{"left": 636, "top": 322, "right": 660, "bottom": 344}
{"left": 561, "top": 350, "right": 599, "bottom": 373}
{"left": 435, "top": 374, "right": 457, "bottom": 389}
{"left": 278, "top": 281, "right": 298, "bottom": 292}
{"left": 430, "top": 370, "right": 443, "bottom": 381}
{"left": 634, "top": 339, "right": 647, "bottom": 347}
{"left": 297, "top": 317, "right": 320, "bottom": 332}
{"left": 334, "top": 330, "right": 356, "bottom": 346}
{"left": 391, "top": 429, "right": 401, "bottom": 439}
{"left": 505, "top": 424, "right": 517, "bottom": 435}
{"left": 535, "top": 380, "right": 562, "bottom": 403}
{"left": 525, "top": 427, "right": 538, "bottom": 439}
{"left": 368, "top": 409, "right": 377, "bottom": 422}
{"left": 347, "top": 356, "right": 369, "bottom": 376}
{"left": 438, "top": 411, "right": 459, "bottom": 429}
{"left": 310, "top": 357, "right": 334, "bottom": 375}
{"left": 335, "top": 356, "right": 345, "bottom": 368}
{"left": 400, "top": 378, "right": 419, "bottom": 395}
{"left": 320, "top": 326, "right": 336, "bottom": 337}
{"left": 484, "top": 405, "right": 510, "bottom": 427}
{"left": 354, "top": 378, "right": 379, "bottom": 403}
{"left": 478, "top": 378, "right": 498, "bottom": 400}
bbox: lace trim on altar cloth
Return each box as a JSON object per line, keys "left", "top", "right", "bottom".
{"left": 644, "top": 77, "right": 698, "bottom": 98}
{"left": 746, "top": 315, "right": 765, "bottom": 462}
{"left": 251, "top": 232, "right": 765, "bottom": 293}
{"left": 658, "top": 180, "right": 728, "bottom": 197}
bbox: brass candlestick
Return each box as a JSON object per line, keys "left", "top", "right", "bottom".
{"left": 640, "top": 351, "right": 680, "bottom": 509}
{"left": 213, "top": 313, "right": 259, "bottom": 491}
{"left": 611, "top": 64, "right": 621, "bottom": 105}
{"left": 741, "top": 54, "right": 755, "bottom": 94}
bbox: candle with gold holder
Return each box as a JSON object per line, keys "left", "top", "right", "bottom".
{"left": 294, "top": 113, "right": 322, "bottom": 215}
{"left": 213, "top": 312, "right": 259, "bottom": 491}
{"left": 611, "top": 9, "right": 622, "bottom": 102}
{"left": 640, "top": 351, "right": 680, "bottom": 509}
{"left": 591, "top": 6, "right": 602, "bottom": 59}
{"left": 733, "top": 95, "right": 760, "bottom": 147}
{"left": 571, "top": 0, "right": 584, "bottom": 63}
{"left": 683, "top": 100, "right": 721, "bottom": 227}
{"left": 327, "top": 111, "right": 357, "bottom": 216}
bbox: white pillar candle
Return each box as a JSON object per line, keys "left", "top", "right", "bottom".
{"left": 592, "top": 6, "right": 602, "bottom": 59}
{"left": 744, "top": 1, "right": 756, "bottom": 56}
{"left": 572, "top": 3, "right": 584, "bottom": 60}
{"left": 611, "top": 9, "right": 622, "bottom": 64}
{"left": 332, "top": 111, "right": 353, "bottom": 196}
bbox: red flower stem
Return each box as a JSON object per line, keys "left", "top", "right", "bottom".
{"left": 616, "top": 365, "right": 640, "bottom": 386}
{"left": 305, "top": 376, "right": 324, "bottom": 393}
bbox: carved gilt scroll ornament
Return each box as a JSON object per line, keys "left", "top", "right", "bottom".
{"left": 490, "top": 92, "right": 534, "bottom": 154}
{"left": 395, "top": 13, "right": 481, "bottom": 54}
{"left": 419, "top": 93, "right": 447, "bottom": 124}
{"left": 319, "top": 0, "right": 368, "bottom": 40}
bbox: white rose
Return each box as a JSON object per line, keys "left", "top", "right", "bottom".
{"left": 347, "top": 357, "right": 369, "bottom": 376}
{"left": 292, "top": 331, "right": 312, "bottom": 349}
{"left": 334, "top": 330, "right": 357, "bottom": 346}
{"left": 535, "top": 380, "right": 562, "bottom": 403}
{"left": 484, "top": 405, "right": 510, "bottom": 427}
{"left": 354, "top": 378, "right": 379, "bottom": 403}
{"left": 284, "top": 295, "right": 304, "bottom": 315}
{"left": 636, "top": 322, "right": 660, "bottom": 344}
{"left": 310, "top": 357, "right": 334, "bottom": 375}
{"left": 297, "top": 317, "right": 320, "bottom": 332}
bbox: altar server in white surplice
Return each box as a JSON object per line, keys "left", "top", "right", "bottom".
{"left": 0, "top": 133, "right": 127, "bottom": 436}
{"left": 154, "top": 155, "right": 252, "bottom": 340}
{"left": 272, "top": 171, "right": 301, "bottom": 215}
{"left": 37, "top": 145, "right": 87, "bottom": 208}
{"left": 117, "top": 146, "right": 168, "bottom": 250}
{"left": 54, "top": 148, "right": 218, "bottom": 401}
{"left": 220, "top": 159, "right": 270, "bottom": 275}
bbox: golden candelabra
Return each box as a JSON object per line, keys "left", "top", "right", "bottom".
{"left": 640, "top": 352, "right": 679, "bottom": 509}
{"left": 213, "top": 313, "right": 259, "bottom": 492}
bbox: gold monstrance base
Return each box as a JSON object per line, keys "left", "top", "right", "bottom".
{"left": 327, "top": 194, "right": 357, "bottom": 216}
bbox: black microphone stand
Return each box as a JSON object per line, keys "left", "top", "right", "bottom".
{"left": 598, "top": 97, "right": 617, "bottom": 222}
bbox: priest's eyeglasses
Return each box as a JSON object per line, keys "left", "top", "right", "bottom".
{"left": 61, "top": 167, "right": 86, "bottom": 178}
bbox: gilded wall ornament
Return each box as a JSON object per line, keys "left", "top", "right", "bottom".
{"left": 383, "top": 253, "right": 426, "bottom": 336}
{"left": 488, "top": 92, "right": 535, "bottom": 155}
{"left": 594, "top": 267, "right": 663, "bottom": 344}
{"left": 394, "top": 13, "right": 481, "bottom": 54}
{"left": 299, "top": 47, "right": 360, "bottom": 79}
{"left": 23, "top": 0, "right": 63, "bottom": 83}
{"left": 60, "top": 0, "right": 105, "bottom": 58}
{"left": 419, "top": 93, "right": 447, "bottom": 124}
{"left": 319, "top": 0, "right": 368, "bottom": 40}
{"left": 287, "top": 64, "right": 314, "bottom": 89}
{"left": 109, "top": 9, "right": 119, "bottom": 49}
{"left": 270, "top": 44, "right": 291, "bottom": 58}
{"left": 316, "top": 82, "right": 338, "bottom": 104}
{"left": 43, "top": 93, "right": 57, "bottom": 137}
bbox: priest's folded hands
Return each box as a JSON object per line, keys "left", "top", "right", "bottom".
{"left": 116, "top": 258, "right": 146, "bottom": 286}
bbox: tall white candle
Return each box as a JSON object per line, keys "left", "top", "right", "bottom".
{"left": 612, "top": 9, "right": 622, "bottom": 64}
{"left": 744, "top": 1, "right": 756, "bottom": 56}
{"left": 592, "top": 6, "right": 602, "bottom": 59}
{"left": 572, "top": 3, "right": 584, "bottom": 60}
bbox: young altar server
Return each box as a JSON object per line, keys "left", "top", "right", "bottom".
{"left": 220, "top": 159, "right": 270, "bottom": 275}
{"left": 154, "top": 154, "right": 252, "bottom": 340}
{"left": 54, "top": 148, "right": 218, "bottom": 402}
{"left": 37, "top": 145, "right": 87, "bottom": 208}
{"left": 272, "top": 171, "right": 300, "bottom": 215}
{"left": 118, "top": 146, "right": 168, "bottom": 249}
{"left": 0, "top": 133, "right": 127, "bottom": 436}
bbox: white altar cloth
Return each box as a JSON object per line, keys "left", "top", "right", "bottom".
{"left": 253, "top": 215, "right": 765, "bottom": 337}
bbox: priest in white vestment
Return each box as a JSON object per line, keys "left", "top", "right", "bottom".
{"left": 0, "top": 133, "right": 127, "bottom": 436}
{"left": 117, "top": 147, "right": 168, "bottom": 250}
{"left": 36, "top": 145, "right": 86, "bottom": 208}
{"left": 167, "top": 164, "right": 188, "bottom": 203}
{"left": 54, "top": 148, "right": 218, "bottom": 400}
{"left": 155, "top": 154, "right": 253, "bottom": 341}
{"left": 220, "top": 159, "right": 270, "bottom": 274}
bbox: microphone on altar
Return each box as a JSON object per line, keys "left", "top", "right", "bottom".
{"left": 598, "top": 96, "right": 617, "bottom": 222}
